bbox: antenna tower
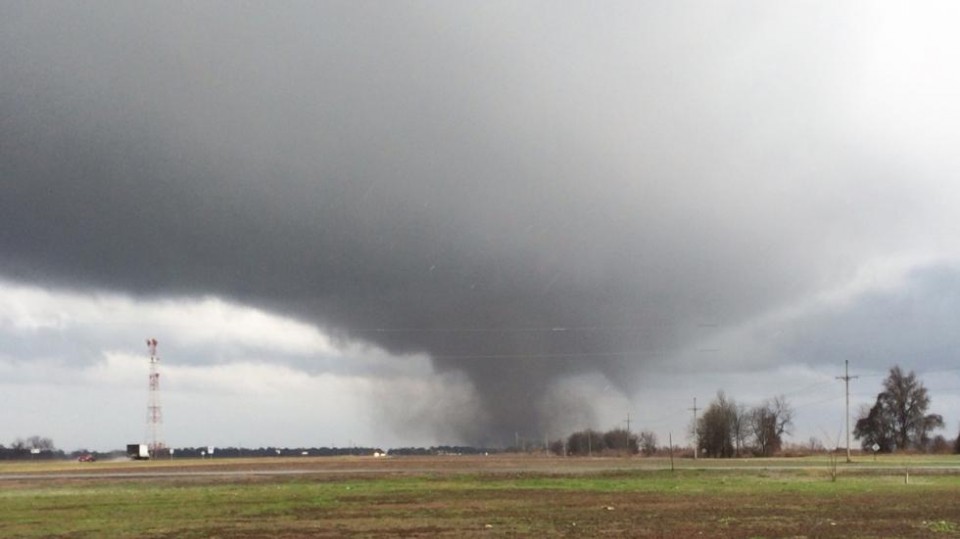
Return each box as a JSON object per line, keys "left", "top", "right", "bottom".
{"left": 146, "top": 338, "right": 166, "bottom": 457}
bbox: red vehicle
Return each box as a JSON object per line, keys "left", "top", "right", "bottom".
{"left": 77, "top": 454, "right": 96, "bottom": 462}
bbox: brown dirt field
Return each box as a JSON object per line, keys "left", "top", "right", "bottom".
{"left": 7, "top": 453, "right": 960, "bottom": 478}
{"left": 3, "top": 455, "right": 960, "bottom": 538}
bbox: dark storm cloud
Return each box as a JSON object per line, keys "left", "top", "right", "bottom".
{"left": 778, "top": 264, "right": 960, "bottom": 373}
{"left": 2, "top": 2, "right": 954, "bottom": 442}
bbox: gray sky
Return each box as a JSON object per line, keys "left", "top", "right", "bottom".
{"left": 3, "top": 1, "right": 960, "bottom": 451}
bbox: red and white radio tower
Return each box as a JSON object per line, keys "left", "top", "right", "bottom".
{"left": 145, "top": 338, "right": 166, "bottom": 457}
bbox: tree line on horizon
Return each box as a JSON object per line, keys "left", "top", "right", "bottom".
{"left": 4, "top": 366, "right": 957, "bottom": 460}
{"left": 555, "top": 393, "right": 795, "bottom": 458}
{"left": 554, "top": 365, "right": 956, "bottom": 458}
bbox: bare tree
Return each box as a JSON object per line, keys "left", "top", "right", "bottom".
{"left": 731, "top": 403, "right": 750, "bottom": 456}
{"left": 808, "top": 437, "right": 824, "bottom": 453}
{"left": 749, "top": 406, "right": 776, "bottom": 455}
{"left": 749, "top": 396, "right": 793, "bottom": 456}
{"left": 548, "top": 439, "right": 565, "bottom": 456}
{"left": 26, "top": 435, "right": 54, "bottom": 451}
{"left": 771, "top": 395, "right": 794, "bottom": 440}
{"left": 638, "top": 431, "right": 658, "bottom": 456}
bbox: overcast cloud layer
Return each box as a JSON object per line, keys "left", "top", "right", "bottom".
{"left": 3, "top": 2, "right": 960, "bottom": 447}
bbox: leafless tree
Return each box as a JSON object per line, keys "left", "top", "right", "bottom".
{"left": 26, "top": 435, "right": 55, "bottom": 451}
{"left": 731, "top": 403, "right": 750, "bottom": 456}
{"left": 749, "top": 396, "right": 793, "bottom": 456}
{"left": 638, "top": 431, "right": 658, "bottom": 456}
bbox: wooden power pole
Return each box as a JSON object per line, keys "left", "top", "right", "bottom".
{"left": 689, "top": 397, "right": 700, "bottom": 460}
{"left": 836, "top": 360, "right": 858, "bottom": 463}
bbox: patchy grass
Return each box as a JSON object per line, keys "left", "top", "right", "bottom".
{"left": 2, "top": 456, "right": 960, "bottom": 537}
{"left": 925, "top": 519, "right": 958, "bottom": 533}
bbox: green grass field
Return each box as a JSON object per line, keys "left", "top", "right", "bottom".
{"left": 3, "top": 455, "right": 960, "bottom": 537}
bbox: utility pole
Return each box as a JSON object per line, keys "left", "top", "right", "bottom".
{"left": 836, "top": 359, "right": 859, "bottom": 463}
{"left": 689, "top": 397, "right": 700, "bottom": 460}
{"left": 669, "top": 432, "right": 675, "bottom": 472}
{"left": 624, "top": 412, "right": 632, "bottom": 455}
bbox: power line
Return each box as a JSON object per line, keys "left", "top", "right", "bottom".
{"left": 779, "top": 379, "right": 835, "bottom": 399}
{"left": 643, "top": 409, "right": 687, "bottom": 426}
{"left": 915, "top": 366, "right": 960, "bottom": 375}
{"left": 792, "top": 394, "right": 844, "bottom": 410}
